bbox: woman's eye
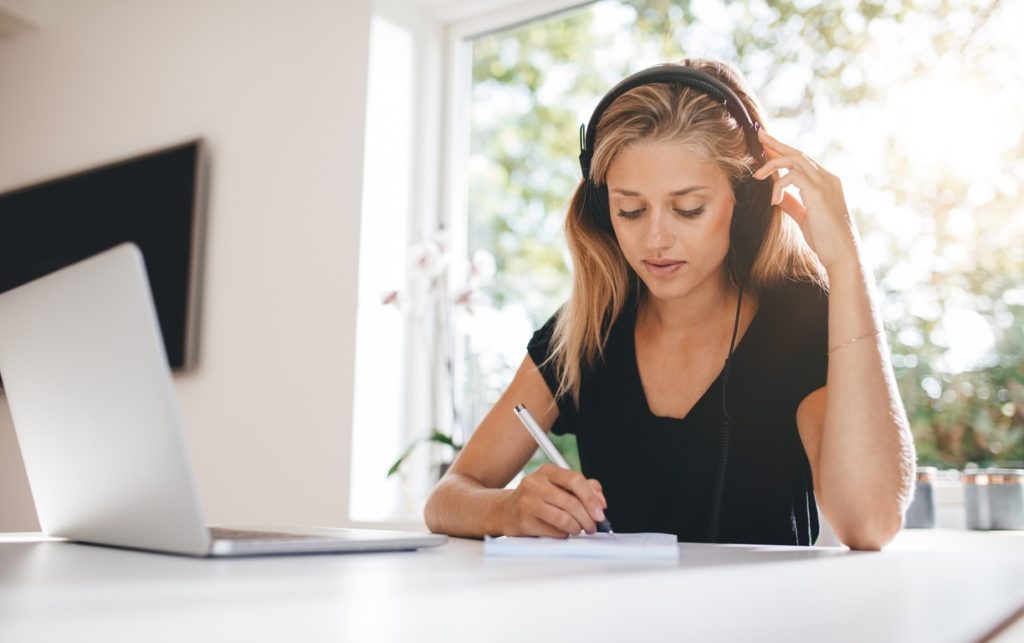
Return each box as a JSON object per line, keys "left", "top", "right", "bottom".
{"left": 616, "top": 208, "right": 644, "bottom": 219}
{"left": 674, "top": 206, "right": 705, "bottom": 218}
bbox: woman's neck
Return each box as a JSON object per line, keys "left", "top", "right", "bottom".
{"left": 637, "top": 272, "right": 741, "bottom": 341}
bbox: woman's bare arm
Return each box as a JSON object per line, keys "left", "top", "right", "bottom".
{"left": 423, "top": 355, "right": 606, "bottom": 538}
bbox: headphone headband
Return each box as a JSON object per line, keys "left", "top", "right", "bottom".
{"left": 579, "top": 65, "right": 765, "bottom": 180}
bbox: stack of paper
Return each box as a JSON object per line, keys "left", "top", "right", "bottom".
{"left": 483, "top": 532, "right": 679, "bottom": 560}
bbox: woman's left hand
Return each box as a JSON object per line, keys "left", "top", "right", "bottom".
{"left": 752, "top": 129, "right": 860, "bottom": 272}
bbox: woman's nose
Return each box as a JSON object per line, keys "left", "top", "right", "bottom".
{"left": 643, "top": 208, "right": 674, "bottom": 249}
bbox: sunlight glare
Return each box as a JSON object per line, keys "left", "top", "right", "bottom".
{"left": 889, "top": 61, "right": 1020, "bottom": 183}
{"left": 940, "top": 307, "right": 997, "bottom": 373}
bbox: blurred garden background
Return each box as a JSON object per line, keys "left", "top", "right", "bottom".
{"left": 455, "top": 0, "right": 1023, "bottom": 471}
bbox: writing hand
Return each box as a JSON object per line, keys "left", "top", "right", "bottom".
{"left": 501, "top": 464, "right": 608, "bottom": 538}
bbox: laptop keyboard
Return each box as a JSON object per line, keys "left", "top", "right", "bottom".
{"left": 209, "top": 527, "right": 322, "bottom": 542}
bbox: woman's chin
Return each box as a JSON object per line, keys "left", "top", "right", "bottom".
{"left": 636, "top": 270, "right": 723, "bottom": 303}
{"left": 638, "top": 279, "right": 691, "bottom": 302}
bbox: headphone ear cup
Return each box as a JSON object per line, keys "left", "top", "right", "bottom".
{"left": 585, "top": 180, "right": 614, "bottom": 235}
{"left": 729, "top": 177, "right": 773, "bottom": 285}
{"left": 730, "top": 178, "right": 756, "bottom": 231}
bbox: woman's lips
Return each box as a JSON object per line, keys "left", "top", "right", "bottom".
{"left": 642, "top": 259, "right": 686, "bottom": 276}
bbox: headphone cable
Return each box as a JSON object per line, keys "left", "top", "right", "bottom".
{"left": 707, "top": 284, "right": 744, "bottom": 542}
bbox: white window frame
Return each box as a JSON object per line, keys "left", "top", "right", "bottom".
{"left": 348, "top": 0, "right": 590, "bottom": 529}
{"left": 438, "top": 0, "right": 592, "bottom": 443}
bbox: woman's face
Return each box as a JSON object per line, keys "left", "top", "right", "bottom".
{"left": 605, "top": 139, "right": 736, "bottom": 302}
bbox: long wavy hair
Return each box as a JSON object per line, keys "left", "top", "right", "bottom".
{"left": 547, "top": 58, "right": 827, "bottom": 406}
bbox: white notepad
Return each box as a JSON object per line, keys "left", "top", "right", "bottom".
{"left": 484, "top": 532, "right": 679, "bottom": 560}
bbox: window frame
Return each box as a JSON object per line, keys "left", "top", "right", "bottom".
{"left": 347, "top": 0, "right": 588, "bottom": 529}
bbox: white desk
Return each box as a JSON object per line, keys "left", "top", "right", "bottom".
{"left": 1, "top": 529, "right": 1022, "bottom": 642}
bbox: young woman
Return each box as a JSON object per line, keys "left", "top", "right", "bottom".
{"left": 424, "top": 58, "right": 916, "bottom": 549}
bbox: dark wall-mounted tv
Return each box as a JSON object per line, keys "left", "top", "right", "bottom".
{"left": 0, "top": 140, "right": 207, "bottom": 382}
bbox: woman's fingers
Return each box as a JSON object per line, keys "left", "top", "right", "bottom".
{"left": 539, "top": 485, "right": 595, "bottom": 534}
{"left": 752, "top": 157, "right": 784, "bottom": 179}
{"left": 772, "top": 169, "right": 818, "bottom": 204}
{"left": 758, "top": 128, "right": 808, "bottom": 157}
{"left": 524, "top": 514, "right": 575, "bottom": 539}
{"left": 779, "top": 190, "right": 808, "bottom": 226}
{"left": 754, "top": 130, "right": 826, "bottom": 184}
{"left": 552, "top": 466, "right": 606, "bottom": 522}
{"left": 509, "top": 464, "right": 607, "bottom": 536}
{"left": 762, "top": 166, "right": 809, "bottom": 225}
{"left": 546, "top": 465, "right": 607, "bottom": 523}
{"left": 588, "top": 479, "right": 607, "bottom": 509}
{"left": 753, "top": 155, "right": 823, "bottom": 185}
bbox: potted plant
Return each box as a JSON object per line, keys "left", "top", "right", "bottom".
{"left": 383, "top": 231, "right": 495, "bottom": 481}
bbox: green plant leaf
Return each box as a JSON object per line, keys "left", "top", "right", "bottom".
{"left": 387, "top": 431, "right": 463, "bottom": 478}
{"left": 386, "top": 438, "right": 424, "bottom": 478}
{"left": 427, "top": 430, "right": 462, "bottom": 450}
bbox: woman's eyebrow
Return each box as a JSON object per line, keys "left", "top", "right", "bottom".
{"left": 670, "top": 186, "right": 709, "bottom": 196}
{"left": 610, "top": 186, "right": 709, "bottom": 196}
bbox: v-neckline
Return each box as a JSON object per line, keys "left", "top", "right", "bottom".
{"left": 628, "top": 299, "right": 761, "bottom": 423}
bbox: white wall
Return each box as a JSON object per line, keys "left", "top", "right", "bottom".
{"left": 0, "top": 0, "right": 372, "bottom": 531}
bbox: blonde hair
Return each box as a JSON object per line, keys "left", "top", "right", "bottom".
{"left": 548, "top": 58, "right": 826, "bottom": 406}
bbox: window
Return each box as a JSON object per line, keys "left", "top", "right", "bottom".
{"left": 351, "top": 0, "right": 1024, "bottom": 524}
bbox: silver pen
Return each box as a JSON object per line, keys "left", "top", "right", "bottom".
{"left": 513, "top": 403, "right": 613, "bottom": 534}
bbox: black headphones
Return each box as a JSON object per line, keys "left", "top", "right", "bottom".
{"left": 578, "top": 64, "right": 773, "bottom": 289}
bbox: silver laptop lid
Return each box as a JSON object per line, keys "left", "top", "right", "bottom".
{"left": 0, "top": 243, "right": 211, "bottom": 555}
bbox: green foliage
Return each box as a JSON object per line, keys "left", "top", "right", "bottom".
{"left": 387, "top": 430, "right": 463, "bottom": 479}
{"left": 878, "top": 137, "right": 1024, "bottom": 467}
{"left": 525, "top": 432, "right": 583, "bottom": 474}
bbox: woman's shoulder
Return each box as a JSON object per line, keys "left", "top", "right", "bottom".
{"left": 527, "top": 307, "right": 562, "bottom": 360}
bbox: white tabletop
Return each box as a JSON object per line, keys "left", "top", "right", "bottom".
{"left": 1, "top": 529, "right": 1022, "bottom": 643}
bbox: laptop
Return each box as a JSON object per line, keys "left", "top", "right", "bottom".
{"left": 0, "top": 243, "right": 447, "bottom": 557}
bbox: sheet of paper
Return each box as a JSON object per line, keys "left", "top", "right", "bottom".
{"left": 483, "top": 532, "right": 679, "bottom": 560}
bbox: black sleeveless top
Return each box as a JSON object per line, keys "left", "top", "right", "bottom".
{"left": 527, "top": 279, "right": 829, "bottom": 546}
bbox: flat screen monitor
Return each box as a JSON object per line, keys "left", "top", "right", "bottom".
{"left": 0, "top": 140, "right": 206, "bottom": 382}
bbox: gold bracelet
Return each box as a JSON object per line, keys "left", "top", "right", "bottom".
{"left": 828, "top": 328, "right": 882, "bottom": 355}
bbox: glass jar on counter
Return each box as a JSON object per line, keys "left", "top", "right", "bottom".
{"left": 964, "top": 468, "right": 1024, "bottom": 530}
{"left": 904, "top": 466, "right": 938, "bottom": 529}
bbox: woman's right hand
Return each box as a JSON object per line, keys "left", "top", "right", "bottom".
{"left": 500, "top": 464, "right": 608, "bottom": 537}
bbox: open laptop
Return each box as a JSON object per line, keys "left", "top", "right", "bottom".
{"left": 0, "top": 243, "right": 447, "bottom": 557}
